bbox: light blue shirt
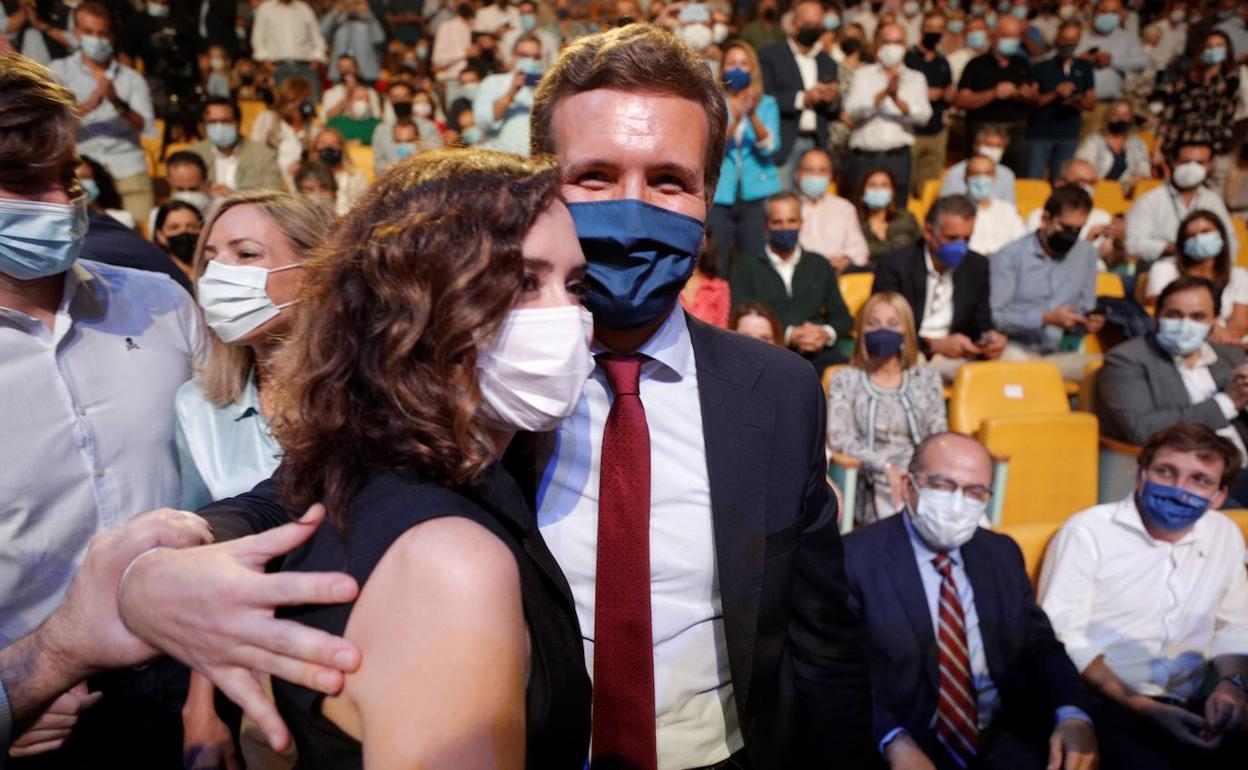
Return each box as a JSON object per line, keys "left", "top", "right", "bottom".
{"left": 322, "top": 9, "right": 387, "bottom": 82}
{"left": 1075, "top": 28, "right": 1150, "bottom": 100}
{"left": 939, "top": 160, "right": 1015, "bottom": 204}
{"left": 174, "top": 374, "right": 282, "bottom": 511}
{"left": 990, "top": 232, "right": 1097, "bottom": 353}
{"left": 1124, "top": 182, "right": 1240, "bottom": 262}
{"left": 473, "top": 70, "right": 533, "bottom": 156}
{"left": 48, "top": 54, "right": 154, "bottom": 180}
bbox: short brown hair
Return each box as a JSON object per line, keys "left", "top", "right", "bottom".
{"left": 1138, "top": 422, "right": 1242, "bottom": 490}
{"left": 731, "top": 300, "right": 784, "bottom": 345}
{"left": 273, "top": 149, "right": 562, "bottom": 528}
{"left": 530, "top": 23, "right": 728, "bottom": 199}
{"left": 0, "top": 53, "right": 78, "bottom": 193}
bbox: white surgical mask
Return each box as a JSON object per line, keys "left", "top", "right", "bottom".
{"left": 196, "top": 260, "right": 303, "bottom": 343}
{"left": 877, "top": 43, "right": 906, "bottom": 68}
{"left": 476, "top": 305, "right": 595, "bottom": 432}
{"left": 976, "top": 144, "right": 1005, "bottom": 163}
{"left": 1171, "top": 161, "right": 1208, "bottom": 190}
{"left": 678, "top": 22, "right": 714, "bottom": 51}
{"left": 171, "top": 190, "right": 213, "bottom": 215}
{"left": 0, "top": 195, "right": 89, "bottom": 280}
{"left": 908, "top": 484, "right": 987, "bottom": 552}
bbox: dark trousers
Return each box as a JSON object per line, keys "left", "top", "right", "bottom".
{"left": 969, "top": 120, "right": 1028, "bottom": 179}
{"left": 846, "top": 146, "right": 913, "bottom": 206}
{"left": 1026, "top": 136, "right": 1080, "bottom": 182}
{"left": 708, "top": 198, "right": 767, "bottom": 277}
{"left": 873, "top": 711, "right": 1057, "bottom": 770}
{"left": 1090, "top": 694, "right": 1248, "bottom": 770}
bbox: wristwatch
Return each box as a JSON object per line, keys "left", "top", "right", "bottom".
{"left": 1218, "top": 674, "right": 1248, "bottom": 695}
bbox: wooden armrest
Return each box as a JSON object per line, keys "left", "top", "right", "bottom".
{"left": 1099, "top": 436, "right": 1142, "bottom": 456}
{"left": 829, "top": 451, "right": 862, "bottom": 469}
{"left": 991, "top": 453, "right": 1011, "bottom": 464}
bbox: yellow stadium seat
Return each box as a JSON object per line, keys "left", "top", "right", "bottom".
{"left": 1095, "top": 272, "right": 1125, "bottom": 298}
{"left": 821, "top": 363, "right": 846, "bottom": 393}
{"left": 238, "top": 99, "right": 266, "bottom": 138}
{"left": 914, "top": 178, "right": 941, "bottom": 222}
{"left": 838, "top": 272, "right": 874, "bottom": 322}
{"left": 346, "top": 143, "right": 375, "bottom": 184}
{"left": 141, "top": 134, "right": 163, "bottom": 177}
{"left": 1133, "top": 178, "right": 1163, "bottom": 198}
{"left": 996, "top": 520, "right": 1064, "bottom": 586}
{"left": 948, "top": 362, "right": 1069, "bottom": 435}
{"left": 1234, "top": 217, "right": 1248, "bottom": 269}
{"left": 1014, "top": 179, "right": 1052, "bottom": 219}
{"left": 1138, "top": 130, "right": 1157, "bottom": 158}
{"left": 981, "top": 412, "right": 1099, "bottom": 525}
{"left": 1092, "top": 180, "right": 1130, "bottom": 216}
{"left": 1078, "top": 359, "right": 1142, "bottom": 503}
{"left": 1222, "top": 509, "right": 1248, "bottom": 547}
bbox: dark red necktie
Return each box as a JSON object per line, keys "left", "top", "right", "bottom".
{"left": 933, "top": 552, "right": 979, "bottom": 768}
{"left": 591, "top": 354, "right": 657, "bottom": 770}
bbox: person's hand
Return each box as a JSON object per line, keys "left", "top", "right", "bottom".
{"left": 117, "top": 504, "right": 361, "bottom": 752}
{"left": 1043, "top": 306, "right": 1087, "bottom": 331}
{"left": 885, "top": 732, "right": 937, "bottom": 770}
{"left": 829, "top": 255, "right": 851, "bottom": 273}
{"left": 1084, "top": 312, "right": 1106, "bottom": 335}
{"left": 995, "top": 81, "right": 1018, "bottom": 99}
{"left": 1206, "top": 679, "right": 1248, "bottom": 735}
{"left": 1226, "top": 368, "right": 1248, "bottom": 409}
{"left": 1047, "top": 717, "right": 1097, "bottom": 770}
{"left": 929, "top": 333, "right": 981, "bottom": 359}
{"left": 979, "top": 329, "right": 1008, "bottom": 358}
{"left": 1139, "top": 699, "right": 1221, "bottom": 750}
{"left": 1104, "top": 218, "right": 1125, "bottom": 242}
{"left": 209, "top": 182, "right": 234, "bottom": 197}
{"left": 1055, "top": 81, "right": 1077, "bottom": 98}
{"left": 886, "top": 71, "right": 900, "bottom": 96}
{"left": 1094, "top": 51, "right": 1111, "bottom": 68}
{"left": 511, "top": 70, "right": 527, "bottom": 93}
{"left": 182, "top": 701, "right": 240, "bottom": 770}
{"left": 794, "top": 323, "right": 831, "bottom": 352}
{"left": 8, "top": 683, "right": 102, "bottom": 758}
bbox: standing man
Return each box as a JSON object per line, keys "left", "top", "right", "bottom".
{"left": 794, "top": 147, "right": 870, "bottom": 272}
{"left": 842, "top": 21, "right": 931, "bottom": 200}
{"left": 1075, "top": 0, "right": 1149, "bottom": 139}
{"left": 1027, "top": 21, "right": 1095, "bottom": 182}
{"left": 906, "top": 11, "right": 954, "bottom": 199}
{"left": 954, "top": 13, "right": 1036, "bottom": 177}
{"left": 473, "top": 33, "right": 542, "bottom": 155}
{"left": 48, "top": 2, "right": 156, "bottom": 228}
{"left": 760, "top": 0, "right": 840, "bottom": 189}
{"left": 250, "top": 0, "right": 328, "bottom": 101}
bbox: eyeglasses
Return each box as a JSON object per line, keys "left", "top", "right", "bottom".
{"left": 914, "top": 473, "right": 992, "bottom": 503}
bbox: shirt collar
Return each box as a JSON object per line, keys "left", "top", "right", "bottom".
{"left": 591, "top": 305, "right": 695, "bottom": 381}
{"left": 788, "top": 37, "right": 817, "bottom": 61}
{"left": 764, "top": 243, "right": 801, "bottom": 269}
{"left": 233, "top": 371, "right": 265, "bottom": 421}
{"left": 923, "top": 244, "right": 939, "bottom": 278}
{"left": 1175, "top": 342, "right": 1218, "bottom": 369}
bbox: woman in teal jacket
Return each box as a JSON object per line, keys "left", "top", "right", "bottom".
{"left": 709, "top": 40, "right": 783, "bottom": 275}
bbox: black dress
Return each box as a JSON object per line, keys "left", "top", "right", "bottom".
{"left": 272, "top": 464, "right": 591, "bottom": 769}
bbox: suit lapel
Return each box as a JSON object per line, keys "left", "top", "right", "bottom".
{"left": 911, "top": 247, "right": 930, "bottom": 323}
{"left": 883, "top": 516, "right": 939, "bottom": 692}
{"left": 960, "top": 534, "right": 1003, "bottom": 682}
{"left": 687, "top": 315, "right": 775, "bottom": 718}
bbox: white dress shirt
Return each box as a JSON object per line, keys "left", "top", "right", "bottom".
{"left": 473, "top": 3, "right": 519, "bottom": 33}
{"left": 49, "top": 54, "right": 155, "bottom": 180}
{"left": 432, "top": 16, "right": 472, "bottom": 79}
{"left": 250, "top": 0, "right": 328, "bottom": 63}
{"left": 473, "top": 70, "right": 534, "bottom": 156}
{"left": 844, "top": 63, "right": 932, "bottom": 151}
{"left": 1125, "top": 184, "right": 1240, "bottom": 262}
{"left": 536, "top": 308, "right": 742, "bottom": 770}
{"left": 968, "top": 198, "right": 1026, "bottom": 257}
{"left": 788, "top": 38, "right": 820, "bottom": 134}
{"left": 0, "top": 261, "right": 200, "bottom": 644}
{"left": 1170, "top": 343, "right": 1248, "bottom": 462}
{"left": 212, "top": 147, "right": 240, "bottom": 191}
{"left": 1038, "top": 496, "right": 1248, "bottom": 700}
{"left": 799, "top": 191, "right": 871, "bottom": 267}
{"left": 918, "top": 246, "right": 955, "bottom": 340}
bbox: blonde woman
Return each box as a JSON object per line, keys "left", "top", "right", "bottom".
{"left": 175, "top": 190, "right": 330, "bottom": 770}
{"left": 826, "top": 292, "right": 946, "bottom": 524}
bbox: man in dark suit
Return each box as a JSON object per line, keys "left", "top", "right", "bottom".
{"left": 196, "top": 0, "right": 240, "bottom": 57}
{"left": 759, "top": 0, "right": 839, "bottom": 189}
{"left": 844, "top": 432, "right": 1098, "bottom": 770}
{"left": 872, "top": 194, "right": 1007, "bottom": 382}
{"left": 127, "top": 23, "right": 873, "bottom": 770}
{"left": 730, "top": 191, "right": 852, "bottom": 372}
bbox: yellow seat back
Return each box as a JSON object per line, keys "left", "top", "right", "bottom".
{"left": 1138, "top": 130, "right": 1157, "bottom": 158}
{"left": 1014, "top": 179, "right": 1052, "bottom": 219}
{"left": 238, "top": 99, "right": 266, "bottom": 138}
{"left": 1133, "top": 178, "right": 1164, "bottom": 198}
{"left": 981, "top": 413, "right": 1099, "bottom": 525}
{"left": 141, "top": 134, "right": 163, "bottom": 177}
{"left": 1221, "top": 509, "right": 1248, "bottom": 547}
{"left": 948, "top": 361, "right": 1070, "bottom": 434}
{"left": 996, "top": 520, "right": 1064, "bottom": 586}
{"left": 1235, "top": 217, "right": 1248, "bottom": 269}
{"left": 821, "top": 363, "right": 848, "bottom": 393}
{"left": 346, "top": 143, "right": 375, "bottom": 184}
{"left": 838, "top": 272, "right": 875, "bottom": 323}
{"left": 1092, "top": 180, "right": 1130, "bottom": 216}
{"left": 1095, "top": 272, "right": 1125, "bottom": 298}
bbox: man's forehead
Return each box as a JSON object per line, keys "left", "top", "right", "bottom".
{"left": 551, "top": 88, "right": 709, "bottom": 160}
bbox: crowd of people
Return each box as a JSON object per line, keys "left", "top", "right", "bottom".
{"left": 2, "top": 0, "right": 1248, "bottom": 769}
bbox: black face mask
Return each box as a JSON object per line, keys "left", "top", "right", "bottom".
{"left": 480, "top": 48, "right": 496, "bottom": 61}
{"left": 392, "top": 101, "right": 413, "bottom": 118}
{"left": 556, "top": 7, "right": 569, "bottom": 19}
{"left": 166, "top": 232, "right": 198, "bottom": 265}
{"left": 1046, "top": 225, "right": 1080, "bottom": 257}
{"left": 615, "top": 14, "right": 635, "bottom": 25}
{"left": 318, "top": 147, "right": 343, "bottom": 167}
{"left": 1106, "top": 119, "right": 1130, "bottom": 135}
{"left": 240, "top": 73, "right": 255, "bottom": 85}
{"left": 839, "top": 37, "right": 862, "bottom": 55}
{"left": 257, "top": 86, "right": 274, "bottom": 105}
{"left": 457, "top": 3, "right": 473, "bottom": 18}
{"left": 795, "top": 24, "right": 822, "bottom": 47}
{"left": 1055, "top": 43, "right": 1076, "bottom": 59}
{"left": 762, "top": 7, "right": 776, "bottom": 21}
{"left": 922, "top": 31, "right": 942, "bottom": 50}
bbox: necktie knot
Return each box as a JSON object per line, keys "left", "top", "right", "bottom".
{"left": 932, "top": 552, "right": 954, "bottom": 578}
{"left": 598, "top": 353, "right": 644, "bottom": 397}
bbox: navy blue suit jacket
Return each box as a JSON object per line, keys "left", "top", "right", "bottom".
{"left": 843, "top": 515, "right": 1090, "bottom": 757}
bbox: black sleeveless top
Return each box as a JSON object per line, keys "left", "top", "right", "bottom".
{"left": 273, "top": 464, "right": 591, "bottom": 769}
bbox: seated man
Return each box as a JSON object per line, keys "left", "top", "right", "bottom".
{"left": 1039, "top": 422, "right": 1248, "bottom": 770}
{"left": 939, "top": 125, "right": 1017, "bottom": 204}
{"left": 964, "top": 153, "right": 1025, "bottom": 257}
{"left": 794, "top": 147, "right": 869, "bottom": 272}
{"left": 1025, "top": 159, "right": 1121, "bottom": 271}
{"left": 187, "top": 97, "right": 283, "bottom": 194}
{"left": 372, "top": 81, "right": 443, "bottom": 173}
{"left": 1125, "top": 138, "right": 1239, "bottom": 262}
{"left": 872, "top": 195, "right": 1007, "bottom": 383}
{"left": 990, "top": 186, "right": 1103, "bottom": 381}
{"left": 845, "top": 432, "right": 1098, "bottom": 770}
{"left": 145, "top": 151, "right": 215, "bottom": 235}
{"left": 730, "top": 191, "right": 853, "bottom": 371}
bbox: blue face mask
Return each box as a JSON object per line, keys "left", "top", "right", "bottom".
{"left": 822, "top": 12, "right": 841, "bottom": 30}
{"left": 995, "top": 37, "right": 1020, "bottom": 56}
{"left": 81, "top": 179, "right": 101, "bottom": 203}
{"left": 461, "top": 125, "right": 483, "bottom": 145}
{"left": 206, "top": 122, "right": 238, "bottom": 150}
{"left": 1138, "top": 479, "right": 1211, "bottom": 532}
{"left": 79, "top": 35, "right": 114, "bottom": 63}
{"left": 1183, "top": 230, "right": 1224, "bottom": 260}
{"left": 864, "top": 328, "right": 905, "bottom": 358}
{"left": 1203, "top": 46, "right": 1228, "bottom": 65}
{"left": 948, "top": 19, "right": 965, "bottom": 34}
{"left": 567, "top": 199, "right": 705, "bottom": 330}
{"left": 863, "top": 187, "right": 893, "bottom": 210}
{"left": 1093, "top": 12, "right": 1119, "bottom": 34}
{"left": 967, "top": 174, "right": 995, "bottom": 201}
{"left": 520, "top": 12, "right": 537, "bottom": 30}
{"left": 935, "top": 239, "right": 969, "bottom": 269}
{"left": 967, "top": 29, "right": 988, "bottom": 49}
{"left": 798, "top": 174, "right": 830, "bottom": 199}
{"left": 1011, "top": 4, "right": 1028, "bottom": 18}
{"left": 394, "top": 142, "right": 416, "bottom": 160}
{"left": 722, "top": 67, "right": 751, "bottom": 92}
{"left": 0, "top": 195, "right": 89, "bottom": 280}
{"left": 768, "top": 227, "right": 800, "bottom": 253}
{"left": 1155, "top": 317, "right": 1211, "bottom": 355}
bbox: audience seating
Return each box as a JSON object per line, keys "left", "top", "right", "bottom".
{"left": 1133, "top": 177, "right": 1164, "bottom": 198}
{"left": 1095, "top": 272, "right": 1125, "bottom": 298}
{"left": 347, "top": 142, "right": 376, "bottom": 184}
{"left": 1235, "top": 217, "right": 1248, "bottom": 269}
{"left": 1092, "top": 180, "right": 1130, "bottom": 216}
{"left": 837, "top": 272, "right": 874, "bottom": 323}
{"left": 1223, "top": 510, "right": 1248, "bottom": 553}
{"left": 1138, "top": 129, "right": 1157, "bottom": 158}
{"left": 1077, "top": 359, "right": 1140, "bottom": 502}
{"left": 1014, "top": 179, "right": 1052, "bottom": 219}
{"left": 915, "top": 178, "right": 941, "bottom": 221}
{"left": 239, "top": 99, "right": 266, "bottom": 138}
{"left": 996, "top": 520, "right": 1063, "bottom": 586}
{"left": 949, "top": 361, "right": 1098, "bottom": 525}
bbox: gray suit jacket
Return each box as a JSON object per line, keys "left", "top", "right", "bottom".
{"left": 1098, "top": 333, "right": 1248, "bottom": 446}
{"left": 188, "top": 138, "right": 284, "bottom": 192}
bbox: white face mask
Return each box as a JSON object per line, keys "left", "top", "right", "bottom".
{"left": 678, "top": 22, "right": 714, "bottom": 51}
{"left": 196, "top": 260, "right": 303, "bottom": 343}
{"left": 1171, "top": 160, "right": 1208, "bottom": 190}
{"left": 976, "top": 144, "right": 1005, "bottom": 163}
{"left": 908, "top": 484, "right": 987, "bottom": 552}
{"left": 877, "top": 42, "right": 906, "bottom": 68}
{"left": 476, "top": 305, "right": 595, "bottom": 432}
{"left": 350, "top": 100, "right": 370, "bottom": 119}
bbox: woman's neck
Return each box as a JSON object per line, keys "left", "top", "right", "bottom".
{"left": 868, "top": 356, "right": 903, "bottom": 379}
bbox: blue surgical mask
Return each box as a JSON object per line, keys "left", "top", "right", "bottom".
{"left": 1155, "top": 317, "right": 1211, "bottom": 355}
{"left": 1011, "top": 4, "right": 1028, "bottom": 18}
{"left": 863, "top": 187, "right": 893, "bottom": 209}
{"left": 206, "top": 122, "right": 238, "bottom": 150}
{"left": 461, "top": 125, "right": 483, "bottom": 145}
{"left": 768, "top": 227, "right": 800, "bottom": 253}
{"left": 1203, "top": 46, "right": 1228, "bottom": 65}
{"left": 722, "top": 67, "right": 751, "bottom": 92}
{"left": 995, "top": 37, "right": 1020, "bottom": 56}
{"left": 79, "top": 34, "right": 114, "bottom": 63}
{"left": 949, "top": 19, "right": 965, "bottom": 34}
{"left": 520, "top": 12, "right": 537, "bottom": 29}
{"left": 1093, "top": 12, "right": 1119, "bottom": 34}
{"left": 966, "top": 29, "right": 988, "bottom": 49}
{"left": 967, "top": 174, "right": 995, "bottom": 202}
{"left": 395, "top": 142, "right": 416, "bottom": 160}
{"left": 935, "top": 239, "right": 969, "bottom": 269}
{"left": 798, "top": 174, "right": 830, "bottom": 199}
{"left": 997, "top": 0, "right": 1011, "bottom": 11}
{"left": 81, "top": 179, "right": 101, "bottom": 203}
{"left": 517, "top": 56, "right": 543, "bottom": 87}
{"left": 864, "top": 328, "right": 905, "bottom": 358}
{"left": 0, "top": 195, "right": 89, "bottom": 280}
{"left": 822, "top": 12, "right": 840, "bottom": 30}
{"left": 1183, "top": 231, "right": 1224, "bottom": 260}
{"left": 1137, "top": 479, "right": 1211, "bottom": 532}
{"left": 568, "top": 199, "right": 705, "bottom": 330}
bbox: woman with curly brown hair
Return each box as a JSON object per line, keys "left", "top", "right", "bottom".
{"left": 269, "top": 148, "right": 594, "bottom": 768}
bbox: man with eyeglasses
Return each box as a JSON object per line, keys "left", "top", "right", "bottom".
{"left": 1039, "top": 422, "right": 1248, "bottom": 769}
{"left": 844, "top": 432, "right": 1099, "bottom": 770}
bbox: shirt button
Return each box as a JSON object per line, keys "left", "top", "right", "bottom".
{"left": 95, "top": 468, "right": 105, "bottom": 478}
{"left": 77, "top": 406, "right": 87, "bottom": 416}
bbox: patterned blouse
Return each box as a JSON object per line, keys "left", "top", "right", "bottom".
{"left": 1155, "top": 63, "right": 1241, "bottom": 156}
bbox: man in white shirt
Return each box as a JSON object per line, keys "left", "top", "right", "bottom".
{"left": 1039, "top": 422, "right": 1248, "bottom": 768}
{"left": 499, "top": 0, "right": 558, "bottom": 68}
{"left": 250, "top": 0, "right": 328, "bottom": 100}
{"left": 474, "top": 0, "right": 519, "bottom": 34}
{"left": 793, "top": 147, "right": 869, "bottom": 271}
{"left": 1075, "top": 0, "right": 1150, "bottom": 134}
{"left": 940, "top": 124, "right": 1017, "bottom": 203}
{"left": 472, "top": 33, "right": 542, "bottom": 155}
{"left": 432, "top": 1, "right": 474, "bottom": 81}
{"left": 1026, "top": 159, "right": 1120, "bottom": 269}
{"left": 965, "top": 153, "right": 1025, "bottom": 257}
{"left": 1126, "top": 139, "right": 1239, "bottom": 262}
{"left": 843, "top": 21, "right": 931, "bottom": 204}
